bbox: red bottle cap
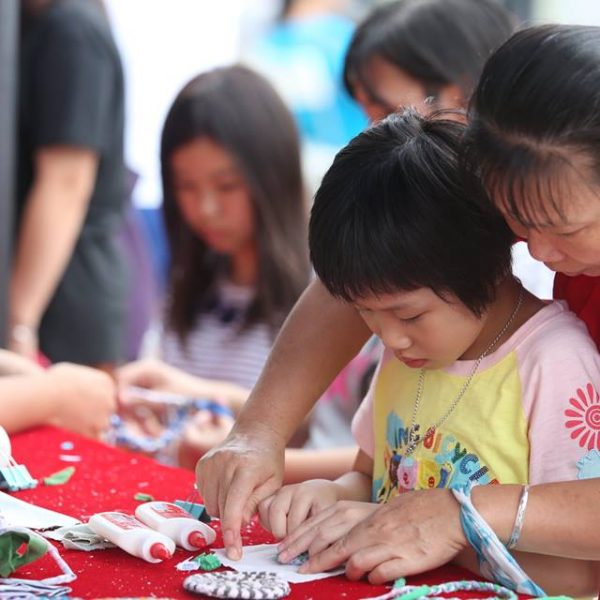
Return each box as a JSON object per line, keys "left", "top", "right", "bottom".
{"left": 188, "top": 531, "right": 207, "bottom": 549}
{"left": 150, "top": 543, "right": 172, "bottom": 561}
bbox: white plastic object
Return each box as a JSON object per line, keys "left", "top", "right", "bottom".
{"left": 135, "top": 501, "right": 216, "bottom": 551}
{"left": 88, "top": 511, "right": 175, "bottom": 563}
{"left": 0, "top": 426, "right": 11, "bottom": 467}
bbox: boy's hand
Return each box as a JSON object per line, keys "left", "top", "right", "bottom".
{"left": 278, "top": 500, "right": 378, "bottom": 566}
{"left": 258, "top": 480, "right": 344, "bottom": 540}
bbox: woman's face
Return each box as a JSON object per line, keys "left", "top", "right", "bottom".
{"left": 352, "top": 55, "right": 464, "bottom": 122}
{"left": 170, "top": 137, "right": 256, "bottom": 258}
{"left": 496, "top": 168, "right": 600, "bottom": 277}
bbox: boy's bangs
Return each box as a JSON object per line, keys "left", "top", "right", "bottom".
{"left": 313, "top": 204, "right": 422, "bottom": 303}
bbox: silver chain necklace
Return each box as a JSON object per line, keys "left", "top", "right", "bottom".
{"left": 403, "top": 285, "right": 525, "bottom": 457}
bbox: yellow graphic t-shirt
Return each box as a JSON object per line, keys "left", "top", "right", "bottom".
{"left": 351, "top": 302, "right": 600, "bottom": 503}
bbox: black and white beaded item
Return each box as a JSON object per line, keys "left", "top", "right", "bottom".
{"left": 183, "top": 572, "right": 291, "bottom": 599}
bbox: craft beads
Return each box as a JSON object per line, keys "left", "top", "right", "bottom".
{"left": 183, "top": 571, "right": 291, "bottom": 599}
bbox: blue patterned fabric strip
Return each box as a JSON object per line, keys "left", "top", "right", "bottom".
{"left": 451, "top": 486, "right": 545, "bottom": 596}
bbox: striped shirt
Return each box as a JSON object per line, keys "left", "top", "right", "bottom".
{"left": 160, "top": 281, "right": 273, "bottom": 390}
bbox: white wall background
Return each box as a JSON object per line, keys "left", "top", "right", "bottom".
{"left": 532, "top": 0, "right": 600, "bottom": 25}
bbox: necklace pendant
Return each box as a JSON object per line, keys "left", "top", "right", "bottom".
{"left": 397, "top": 454, "right": 418, "bottom": 491}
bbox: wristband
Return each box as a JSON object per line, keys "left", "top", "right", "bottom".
{"left": 451, "top": 485, "right": 545, "bottom": 596}
{"left": 10, "top": 324, "right": 36, "bottom": 344}
{"left": 507, "top": 484, "right": 529, "bottom": 550}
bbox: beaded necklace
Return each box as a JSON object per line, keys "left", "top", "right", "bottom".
{"left": 403, "top": 285, "right": 524, "bottom": 458}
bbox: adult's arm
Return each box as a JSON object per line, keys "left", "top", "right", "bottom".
{"left": 477, "top": 479, "right": 600, "bottom": 559}
{"left": 9, "top": 146, "right": 98, "bottom": 357}
{"left": 0, "top": 363, "right": 115, "bottom": 436}
{"left": 196, "top": 279, "right": 370, "bottom": 558}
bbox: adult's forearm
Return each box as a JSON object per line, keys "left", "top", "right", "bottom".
{"left": 233, "top": 279, "right": 370, "bottom": 445}
{"left": 474, "top": 479, "right": 600, "bottom": 560}
{"left": 0, "top": 375, "right": 57, "bottom": 433}
{"left": 11, "top": 185, "right": 87, "bottom": 326}
{"left": 10, "top": 147, "right": 97, "bottom": 327}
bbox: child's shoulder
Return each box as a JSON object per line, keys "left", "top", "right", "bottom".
{"left": 515, "top": 299, "right": 599, "bottom": 362}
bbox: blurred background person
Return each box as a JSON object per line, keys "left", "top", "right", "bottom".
{"left": 12, "top": 0, "right": 127, "bottom": 371}
{"left": 341, "top": 0, "right": 553, "bottom": 298}
{"left": 156, "top": 65, "right": 310, "bottom": 390}
{"left": 246, "top": 0, "right": 367, "bottom": 193}
{"left": 117, "top": 65, "right": 310, "bottom": 460}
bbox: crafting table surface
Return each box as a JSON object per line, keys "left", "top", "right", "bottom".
{"left": 10, "top": 426, "right": 509, "bottom": 599}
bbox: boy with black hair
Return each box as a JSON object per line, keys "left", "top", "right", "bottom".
{"left": 258, "top": 112, "right": 600, "bottom": 589}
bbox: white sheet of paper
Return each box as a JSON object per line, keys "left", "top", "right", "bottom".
{"left": 215, "top": 543, "right": 345, "bottom": 583}
{"left": 0, "top": 491, "right": 80, "bottom": 529}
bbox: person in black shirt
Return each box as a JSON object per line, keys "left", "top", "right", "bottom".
{"left": 12, "top": 0, "right": 126, "bottom": 370}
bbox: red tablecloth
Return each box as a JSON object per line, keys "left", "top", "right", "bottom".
{"left": 9, "top": 426, "right": 496, "bottom": 599}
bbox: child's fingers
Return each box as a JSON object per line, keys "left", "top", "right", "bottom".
{"left": 278, "top": 505, "right": 335, "bottom": 558}
{"left": 257, "top": 495, "right": 275, "bottom": 532}
{"left": 286, "top": 496, "right": 316, "bottom": 536}
{"left": 281, "top": 514, "right": 343, "bottom": 563}
{"left": 264, "top": 489, "right": 294, "bottom": 539}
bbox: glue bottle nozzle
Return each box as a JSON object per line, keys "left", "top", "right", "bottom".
{"left": 150, "top": 543, "right": 172, "bottom": 561}
{"left": 188, "top": 531, "right": 207, "bottom": 549}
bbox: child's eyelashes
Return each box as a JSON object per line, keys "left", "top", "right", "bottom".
{"left": 397, "top": 313, "right": 423, "bottom": 324}
{"left": 555, "top": 228, "right": 584, "bottom": 238}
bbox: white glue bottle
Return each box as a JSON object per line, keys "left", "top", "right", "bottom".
{"left": 88, "top": 511, "right": 175, "bottom": 563}
{"left": 135, "top": 501, "right": 216, "bottom": 551}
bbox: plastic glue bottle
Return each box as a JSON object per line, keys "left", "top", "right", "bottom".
{"left": 135, "top": 501, "right": 216, "bottom": 550}
{"left": 88, "top": 511, "right": 175, "bottom": 563}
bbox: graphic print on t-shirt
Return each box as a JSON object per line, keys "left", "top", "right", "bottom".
{"left": 373, "top": 411, "right": 497, "bottom": 502}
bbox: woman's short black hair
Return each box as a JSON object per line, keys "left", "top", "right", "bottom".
{"left": 344, "top": 0, "right": 515, "bottom": 105}
{"left": 161, "top": 65, "right": 310, "bottom": 341}
{"left": 465, "top": 24, "right": 600, "bottom": 226}
{"left": 309, "top": 110, "right": 513, "bottom": 316}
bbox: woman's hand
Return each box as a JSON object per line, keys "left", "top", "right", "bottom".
{"left": 196, "top": 424, "right": 286, "bottom": 560}
{"left": 299, "top": 488, "right": 467, "bottom": 583}
{"left": 277, "top": 500, "right": 379, "bottom": 565}
{"left": 258, "top": 480, "right": 346, "bottom": 540}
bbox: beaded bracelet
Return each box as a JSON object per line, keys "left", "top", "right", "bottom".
{"left": 360, "top": 579, "right": 518, "bottom": 600}
{"left": 507, "top": 484, "right": 529, "bottom": 550}
{"left": 451, "top": 485, "right": 545, "bottom": 596}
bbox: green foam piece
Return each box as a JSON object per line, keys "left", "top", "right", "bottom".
{"left": 194, "top": 552, "right": 221, "bottom": 571}
{"left": 393, "top": 577, "right": 407, "bottom": 588}
{"left": 134, "top": 492, "right": 155, "bottom": 502}
{"left": 43, "top": 466, "right": 75, "bottom": 486}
